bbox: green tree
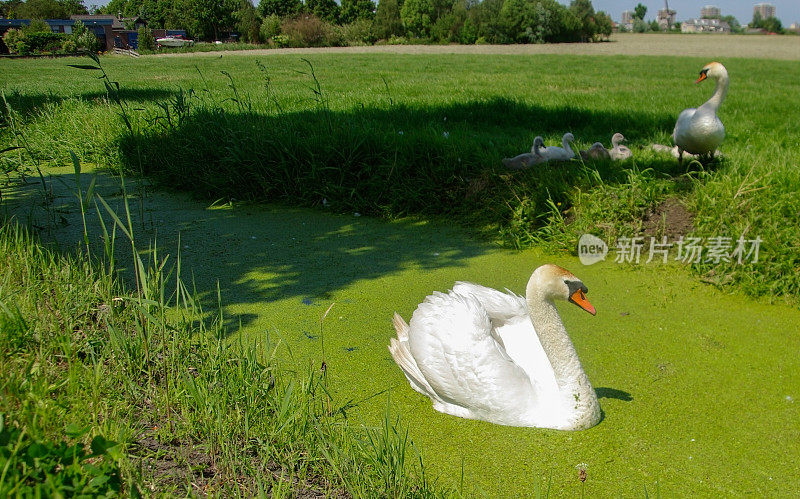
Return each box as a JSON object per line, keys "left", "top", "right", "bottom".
{"left": 593, "top": 10, "right": 612, "bottom": 40}
{"left": 306, "top": 0, "right": 339, "bottom": 23}
{"left": 751, "top": 11, "right": 783, "bottom": 33}
{"left": 340, "top": 0, "right": 375, "bottom": 23}
{"left": 137, "top": 24, "right": 157, "bottom": 50}
{"left": 632, "top": 2, "right": 646, "bottom": 20}
{"left": 185, "top": 0, "right": 238, "bottom": 40}
{"left": 374, "top": 0, "right": 404, "bottom": 38}
{"left": 498, "top": 0, "right": 579, "bottom": 44}
{"left": 568, "top": 0, "right": 595, "bottom": 42}
{"left": 400, "top": 0, "right": 435, "bottom": 37}
{"left": 258, "top": 0, "right": 301, "bottom": 18}
{"left": 18, "top": 0, "right": 66, "bottom": 19}
{"left": 234, "top": 0, "right": 262, "bottom": 42}
{"left": 720, "top": 15, "right": 741, "bottom": 33}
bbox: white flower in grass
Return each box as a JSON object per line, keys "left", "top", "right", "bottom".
{"left": 442, "top": 131, "right": 450, "bottom": 139}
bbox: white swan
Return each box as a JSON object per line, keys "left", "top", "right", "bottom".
{"left": 502, "top": 136, "right": 547, "bottom": 169}
{"left": 608, "top": 133, "right": 632, "bottom": 161}
{"left": 673, "top": 61, "right": 728, "bottom": 162}
{"left": 541, "top": 133, "right": 575, "bottom": 162}
{"left": 388, "top": 264, "right": 601, "bottom": 430}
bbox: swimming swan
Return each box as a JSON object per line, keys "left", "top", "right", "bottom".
{"left": 388, "top": 264, "right": 601, "bottom": 430}
{"left": 673, "top": 61, "right": 728, "bottom": 162}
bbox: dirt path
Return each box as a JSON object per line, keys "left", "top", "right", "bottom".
{"left": 153, "top": 33, "right": 800, "bottom": 61}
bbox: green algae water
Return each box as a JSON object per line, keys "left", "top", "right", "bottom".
{"left": 7, "top": 169, "right": 800, "bottom": 496}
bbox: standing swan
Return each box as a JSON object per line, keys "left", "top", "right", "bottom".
{"left": 388, "top": 264, "right": 602, "bottom": 430}
{"left": 673, "top": 61, "right": 728, "bottom": 162}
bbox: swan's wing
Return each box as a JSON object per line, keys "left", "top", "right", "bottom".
{"left": 451, "top": 282, "right": 527, "bottom": 325}
{"left": 673, "top": 107, "right": 696, "bottom": 140}
{"left": 494, "top": 317, "right": 559, "bottom": 397}
{"left": 407, "top": 291, "right": 535, "bottom": 416}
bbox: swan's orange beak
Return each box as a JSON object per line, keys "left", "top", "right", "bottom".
{"left": 569, "top": 289, "right": 596, "bottom": 316}
{"left": 695, "top": 72, "right": 708, "bottom": 84}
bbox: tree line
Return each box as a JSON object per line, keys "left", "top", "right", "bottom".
{"left": 1, "top": 0, "right": 613, "bottom": 46}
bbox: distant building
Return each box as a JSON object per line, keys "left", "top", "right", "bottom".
{"left": 753, "top": 3, "right": 776, "bottom": 20}
{"left": 657, "top": 0, "right": 677, "bottom": 30}
{"left": 681, "top": 18, "right": 731, "bottom": 33}
{"left": 700, "top": 5, "right": 721, "bottom": 19}
{"left": 621, "top": 10, "right": 634, "bottom": 31}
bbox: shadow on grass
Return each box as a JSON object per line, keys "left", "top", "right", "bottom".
{"left": 3, "top": 88, "right": 177, "bottom": 115}
{"left": 117, "top": 97, "right": 686, "bottom": 233}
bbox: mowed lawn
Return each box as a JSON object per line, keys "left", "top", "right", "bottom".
{"left": 2, "top": 36, "right": 800, "bottom": 496}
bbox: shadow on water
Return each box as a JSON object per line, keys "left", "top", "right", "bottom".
{"left": 3, "top": 170, "right": 488, "bottom": 333}
{"left": 5, "top": 96, "right": 690, "bottom": 331}
{"left": 596, "top": 387, "right": 634, "bottom": 401}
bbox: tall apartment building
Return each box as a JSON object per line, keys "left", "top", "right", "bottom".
{"left": 753, "top": 3, "right": 776, "bottom": 19}
{"left": 700, "top": 5, "right": 721, "bottom": 18}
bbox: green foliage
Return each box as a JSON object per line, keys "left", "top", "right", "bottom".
{"left": 23, "top": 19, "right": 51, "bottom": 34}
{"left": 137, "top": 24, "right": 157, "bottom": 51}
{"left": 2, "top": 28, "right": 25, "bottom": 54}
{"left": 720, "top": 15, "right": 742, "bottom": 33}
{"left": 23, "top": 31, "right": 65, "bottom": 53}
{"left": 15, "top": 0, "right": 86, "bottom": 19}
{"left": 72, "top": 19, "right": 100, "bottom": 52}
{"left": 307, "top": 0, "right": 341, "bottom": 23}
{"left": 373, "top": 0, "right": 404, "bottom": 39}
{"left": 260, "top": 13, "right": 282, "bottom": 40}
{"left": 234, "top": 0, "right": 262, "bottom": 42}
{"left": 400, "top": 0, "right": 436, "bottom": 37}
{"left": 340, "top": 0, "right": 375, "bottom": 24}
{"left": 281, "top": 14, "right": 340, "bottom": 46}
{"left": 633, "top": 2, "right": 646, "bottom": 20}
{"left": 498, "top": 0, "right": 581, "bottom": 44}
{"left": 338, "top": 18, "right": 377, "bottom": 44}
{"left": 258, "top": 0, "right": 302, "bottom": 18}
{"left": 0, "top": 417, "right": 123, "bottom": 497}
{"left": 184, "top": 0, "right": 239, "bottom": 41}
{"left": 632, "top": 18, "right": 648, "bottom": 33}
{"left": 750, "top": 11, "right": 783, "bottom": 33}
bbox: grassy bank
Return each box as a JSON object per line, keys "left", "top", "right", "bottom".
{"left": 0, "top": 210, "right": 444, "bottom": 495}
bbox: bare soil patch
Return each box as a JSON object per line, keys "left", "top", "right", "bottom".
{"left": 155, "top": 34, "right": 800, "bottom": 61}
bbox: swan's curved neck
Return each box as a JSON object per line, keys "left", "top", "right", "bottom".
{"left": 562, "top": 137, "right": 574, "bottom": 155}
{"left": 526, "top": 280, "right": 600, "bottom": 425}
{"left": 704, "top": 74, "right": 728, "bottom": 111}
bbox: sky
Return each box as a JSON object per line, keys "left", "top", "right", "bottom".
{"left": 564, "top": 0, "right": 800, "bottom": 26}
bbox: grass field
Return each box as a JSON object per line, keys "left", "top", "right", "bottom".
{"left": 2, "top": 37, "right": 800, "bottom": 495}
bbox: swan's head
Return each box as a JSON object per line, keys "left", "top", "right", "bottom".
{"left": 563, "top": 133, "right": 575, "bottom": 143}
{"left": 695, "top": 61, "right": 728, "bottom": 84}
{"left": 529, "top": 264, "right": 595, "bottom": 315}
{"left": 611, "top": 133, "right": 625, "bottom": 145}
{"left": 533, "top": 136, "right": 545, "bottom": 148}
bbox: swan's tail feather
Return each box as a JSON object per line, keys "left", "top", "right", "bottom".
{"left": 389, "top": 314, "right": 439, "bottom": 400}
{"left": 392, "top": 312, "right": 409, "bottom": 341}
